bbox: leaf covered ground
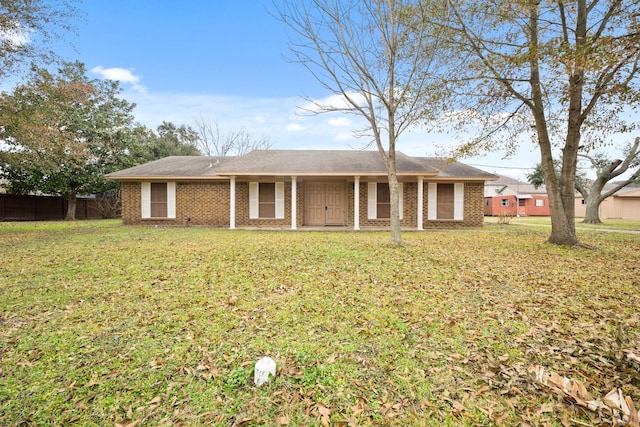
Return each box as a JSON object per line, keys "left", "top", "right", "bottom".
{"left": 1, "top": 221, "right": 639, "bottom": 426}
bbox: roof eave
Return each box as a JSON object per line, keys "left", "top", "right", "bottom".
{"left": 106, "top": 175, "right": 226, "bottom": 181}
{"left": 219, "top": 171, "right": 440, "bottom": 177}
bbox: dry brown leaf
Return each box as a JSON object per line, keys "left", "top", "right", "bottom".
{"left": 627, "top": 352, "right": 640, "bottom": 363}
{"left": 317, "top": 403, "right": 332, "bottom": 417}
{"left": 539, "top": 403, "right": 554, "bottom": 414}
{"left": 531, "top": 366, "right": 640, "bottom": 426}
{"left": 275, "top": 415, "right": 289, "bottom": 426}
{"left": 475, "top": 385, "right": 491, "bottom": 396}
{"left": 627, "top": 396, "right": 640, "bottom": 427}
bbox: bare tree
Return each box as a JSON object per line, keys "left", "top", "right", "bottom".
{"left": 193, "top": 116, "right": 271, "bottom": 156}
{"left": 275, "top": 0, "right": 447, "bottom": 245}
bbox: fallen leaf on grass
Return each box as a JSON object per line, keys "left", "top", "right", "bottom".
{"left": 313, "top": 403, "right": 332, "bottom": 427}
{"left": 233, "top": 417, "right": 252, "bottom": 427}
{"left": 603, "top": 389, "right": 639, "bottom": 426}
{"left": 275, "top": 415, "right": 289, "bottom": 426}
{"left": 529, "top": 365, "right": 640, "bottom": 426}
{"left": 627, "top": 352, "right": 640, "bottom": 363}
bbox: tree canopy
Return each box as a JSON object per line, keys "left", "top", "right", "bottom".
{"left": 129, "top": 121, "right": 201, "bottom": 163}
{"left": 0, "top": 0, "right": 81, "bottom": 81}
{"left": 425, "top": 0, "right": 640, "bottom": 245}
{"left": 0, "top": 61, "right": 138, "bottom": 219}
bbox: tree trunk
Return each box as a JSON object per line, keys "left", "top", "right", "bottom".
{"left": 388, "top": 171, "right": 402, "bottom": 245}
{"left": 583, "top": 197, "right": 603, "bottom": 224}
{"left": 526, "top": 4, "right": 579, "bottom": 247}
{"left": 64, "top": 191, "right": 77, "bottom": 220}
{"left": 581, "top": 178, "right": 607, "bottom": 224}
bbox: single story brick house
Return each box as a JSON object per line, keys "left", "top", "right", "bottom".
{"left": 107, "top": 150, "right": 497, "bottom": 229}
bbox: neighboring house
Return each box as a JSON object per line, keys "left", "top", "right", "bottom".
{"left": 484, "top": 174, "right": 550, "bottom": 216}
{"left": 107, "top": 150, "right": 497, "bottom": 229}
{"left": 575, "top": 185, "right": 640, "bottom": 219}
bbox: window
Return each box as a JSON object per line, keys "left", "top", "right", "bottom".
{"left": 484, "top": 199, "right": 489, "bottom": 206}
{"left": 151, "top": 183, "right": 168, "bottom": 217}
{"left": 377, "top": 184, "right": 390, "bottom": 219}
{"left": 259, "top": 183, "right": 276, "bottom": 218}
{"left": 535, "top": 199, "right": 545, "bottom": 207}
{"left": 438, "top": 184, "right": 455, "bottom": 219}
{"left": 500, "top": 198, "right": 509, "bottom": 207}
{"left": 367, "top": 182, "right": 403, "bottom": 220}
{"left": 519, "top": 199, "right": 526, "bottom": 207}
{"left": 581, "top": 199, "right": 586, "bottom": 205}
{"left": 141, "top": 182, "right": 176, "bottom": 219}
{"left": 428, "top": 183, "right": 464, "bottom": 220}
{"left": 249, "top": 182, "right": 284, "bottom": 219}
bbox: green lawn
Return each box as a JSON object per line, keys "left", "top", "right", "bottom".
{"left": 1, "top": 220, "right": 639, "bottom": 426}
{"left": 485, "top": 215, "right": 640, "bottom": 231}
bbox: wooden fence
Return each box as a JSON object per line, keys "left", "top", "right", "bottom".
{"left": 0, "top": 194, "right": 111, "bottom": 221}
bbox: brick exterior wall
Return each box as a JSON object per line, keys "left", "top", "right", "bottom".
{"left": 121, "top": 181, "right": 229, "bottom": 226}
{"left": 234, "top": 181, "right": 303, "bottom": 228}
{"left": 422, "top": 182, "right": 485, "bottom": 228}
{"left": 120, "top": 179, "right": 484, "bottom": 228}
{"left": 121, "top": 181, "right": 142, "bottom": 225}
{"left": 350, "top": 182, "right": 419, "bottom": 228}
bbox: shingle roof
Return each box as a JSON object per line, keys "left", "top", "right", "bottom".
{"left": 106, "top": 156, "right": 233, "bottom": 179}
{"left": 414, "top": 157, "right": 498, "bottom": 180}
{"left": 107, "top": 150, "right": 498, "bottom": 180}
{"left": 216, "top": 150, "right": 438, "bottom": 176}
{"left": 489, "top": 174, "right": 527, "bottom": 186}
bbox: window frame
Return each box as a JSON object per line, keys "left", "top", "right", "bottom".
{"left": 427, "top": 182, "right": 464, "bottom": 221}
{"left": 367, "top": 182, "right": 403, "bottom": 220}
{"left": 141, "top": 182, "right": 176, "bottom": 219}
{"left": 249, "top": 182, "right": 285, "bottom": 219}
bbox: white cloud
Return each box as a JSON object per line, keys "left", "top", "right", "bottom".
{"left": 286, "top": 123, "right": 305, "bottom": 131}
{"left": 91, "top": 66, "right": 147, "bottom": 94}
{"left": 328, "top": 117, "right": 351, "bottom": 127}
{"left": 334, "top": 131, "right": 356, "bottom": 142}
{"left": 300, "top": 92, "right": 367, "bottom": 113}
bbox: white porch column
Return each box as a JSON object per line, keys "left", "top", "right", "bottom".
{"left": 291, "top": 176, "right": 297, "bottom": 230}
{"left": 417, "top": 176, "right": 424, "bottom": 230}
{"left": 229, "top": 176, "right": 236, "bottom": 229}
{"left": 354, "top": 176, "right": 360, "bottom": 230}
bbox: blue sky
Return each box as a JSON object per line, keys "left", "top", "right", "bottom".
{"left": 33, "top": 0, "right": 632, "bottom": 180}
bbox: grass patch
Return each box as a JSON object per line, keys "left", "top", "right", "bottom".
{"left": 485, "top": 216, "right": 640, "bottom": 231}
{"left": 1, "top": 221, "right": 639, "bottom": 425}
